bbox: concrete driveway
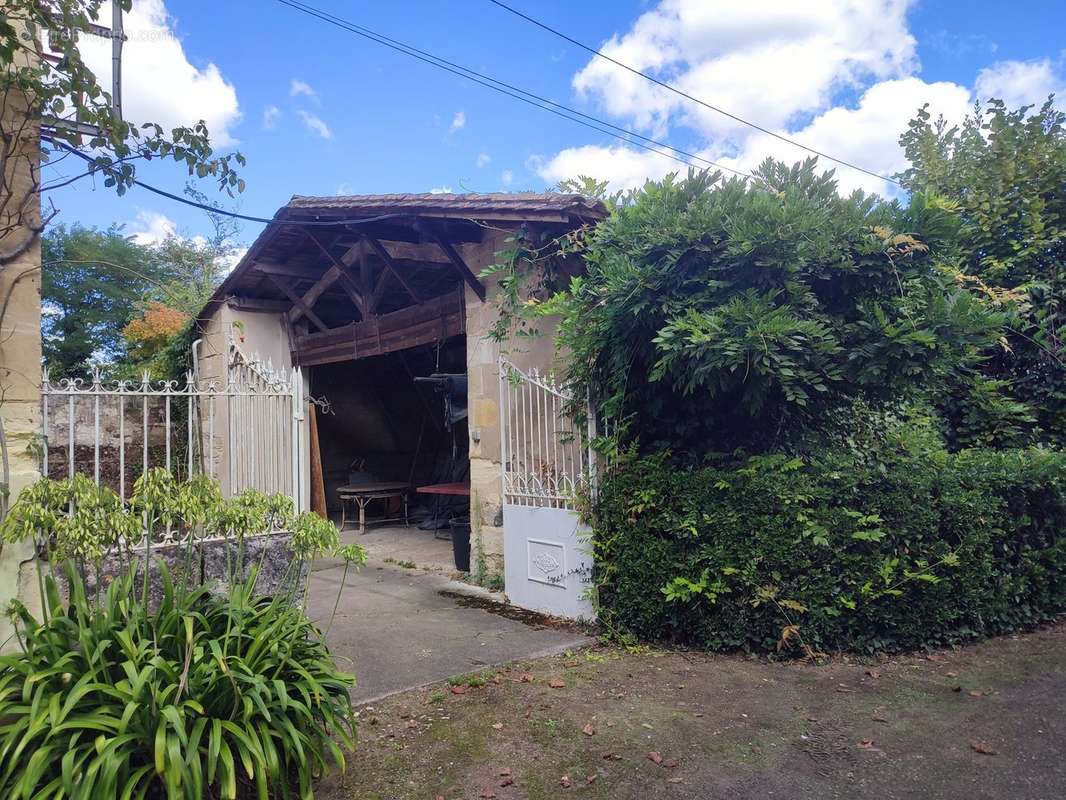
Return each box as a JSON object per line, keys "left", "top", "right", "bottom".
{"left": 306, "top": 557, "right": 593, "bottom": 703}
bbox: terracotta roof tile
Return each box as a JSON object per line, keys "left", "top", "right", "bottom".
{"left": 283, "top": 191, "right": 606, "bottom": 218}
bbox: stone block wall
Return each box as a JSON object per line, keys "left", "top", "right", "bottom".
{"left": 0, "top": 71, "right": 44, "bottom": 651}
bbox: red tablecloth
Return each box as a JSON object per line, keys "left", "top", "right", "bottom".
{"left": 415, "top": 482, "right": 471, "bottom": 496}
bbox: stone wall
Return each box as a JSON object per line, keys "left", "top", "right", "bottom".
{"left": 0, "top": 59, "right": 44, "bottom": 651}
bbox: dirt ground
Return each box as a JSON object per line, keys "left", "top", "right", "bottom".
{"left": 317, "top": 620, "right": 1066, "bottom": 800}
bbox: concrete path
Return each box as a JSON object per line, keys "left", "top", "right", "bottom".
{"left": 307, "top": 557, "right": 593, "bottom": 703}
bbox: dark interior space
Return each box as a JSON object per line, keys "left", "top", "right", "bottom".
{"left": 310, "top": 336, "right": 468, "bottom": 528}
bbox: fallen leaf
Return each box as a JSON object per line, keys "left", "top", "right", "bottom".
{"left": 663, "top": 758, "right": 680, "bottom": 769}
{"left": 492, "top": 722, "right": 503, "bottom": 730}
{"left": 857, "top": 739, "right": 875, "bottom": 749}
{"left": 518, "top": 673, "right": 534, "bottom": 683}
{"left": 548, "top": 678, "right": 566, "bottom": 689}
{"left": 667, "top": 776, "right": 683, "bottom": 784}
{"left": 564, "top": 660, "right": 580, "bottom": 668}
{"left": 586, "top": 774, "right": 597, "bottom": 785}
{"left": 498, "top": 768, "right": 512, "bottom": 777}
{"left": 647, "top": 751, "right": 664, "bottom": 765}
{"left": 493, "top": 675, "right": 502, "bottom": 684}
{"left": 499, "top": 778, "right": 514, "bottom": 787}
{"left": 406, "top": 719, "right": 418, "bottom": 729}
{"left": 450, "top": 685, "right": 466, "bottom": 695}
{"left": 582, "top": 724, "right": 596, "bottom": 736}
{"left": 971, "top": 740, "right": 997, "bottom": 755}
{"left": 946, "top": 671, "right": 958, "bottom": 678}
{"left": 479, "top": 789, "right": 497, "bottom": 799}
{"left": 435, "top": 795, "right": 444, "bottom": 800}
{"left": 560, "top": 775, "right": 572, "bottom": 788}
{"left": 865, "top": 669, "right": 881, "bottom": 679}
{"left": 602, "top": 751, "right": 622, "bottom": 761}
{"left": 968, "top": 690, "right": 984, "bottom": 698}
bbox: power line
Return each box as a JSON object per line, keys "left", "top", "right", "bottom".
{"left": 486, "top": 0, "right": 902, "bottom": 187}
{"left": 45, "top": 137, "right": 411, "bottom": 227}
{"left": 275, "top": 0, "right": 756, "bottom": 181}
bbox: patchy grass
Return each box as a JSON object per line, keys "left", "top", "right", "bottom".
{"left": 318, "top": 621, "right": 1066, "bottom": 800}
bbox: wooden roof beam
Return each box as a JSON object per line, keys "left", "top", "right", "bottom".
{"left": 429, "top": 232, "right": 486, "bottom": 302}
{"left": 365, "top": 235, "right": 424, "bottom": 304}
{"left": 304, "top": 230, "right": 367, "bottom": 317}
{"left": 266, "top": 274, "right": 331, "bottom": 334}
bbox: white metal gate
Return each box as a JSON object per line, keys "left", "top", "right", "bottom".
{"left": 499, "top": 358, "right": 595, "bottom": 620}
{"left": 41, "top": 347, "right": 306, "bottom": 510}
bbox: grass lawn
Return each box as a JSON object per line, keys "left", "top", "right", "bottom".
{"left": 319, "top": 621, "right": 1066, "bottom": 800}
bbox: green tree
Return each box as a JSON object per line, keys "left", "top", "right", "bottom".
{"left": 898, "top": 98, "right": 1066, "bottom": 447}
{"left": 547, "top": 160, "right": 1004, "bottom": 458}
{"left": 1, "top": 0, "right": 245, "bottom": 267}
{"left": 41, "top": 223, "right": 153, "bottom": 376}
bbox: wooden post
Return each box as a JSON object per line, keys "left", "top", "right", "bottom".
{"left": 308, "top": 404, "right": 327, "bottom": 519}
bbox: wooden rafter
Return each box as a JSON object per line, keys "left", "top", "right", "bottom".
{"left": 365, "top": 235, "right": 424, "bottom": 304}
{"left": 303, "top": 230, "right": 367, "bottom": 316}
{"left": 266, "top": 274, "right": 331, "bottom": 333}
{"left": 428, "top": 231, "right": 486, "bottom": 302}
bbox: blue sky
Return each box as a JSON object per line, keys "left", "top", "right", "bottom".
{"left": 45, "top": 0, "right": 1066, "bottom": 254}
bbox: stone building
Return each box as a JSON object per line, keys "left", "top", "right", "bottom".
{"left": 0, "top": 33, "right": 44, "bottom": 649}
{"left": 194, "top": 193, "right": 605, "bottom": 576}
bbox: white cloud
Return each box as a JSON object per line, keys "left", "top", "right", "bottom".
{"left": 429, "top": 186, "right": 453, "bottom": 194}
{"left": 975, "top": 59, "right": 1064, "bottom": 109}
{"left": 262, "top": 105, "right": 281, "bottom": 130}
{"left": 476, "top": 152, "right": 491, "bottom": 167}
{"left": 289, "top": 79, "right": 318, "bottom": 101}
{"left": 125, "top": 210, "right": 177, "bottom": 245}
{"left": 572, "top": 0, "right": 917, "bottom": 139}
{"left": 449, "top": 110, "right": 466, "bottom": 132}
{"left": 297, "top": 110, "right": 333, "bottom": 140}
{"left": 219, "top": 246, "right": 248, "bottom": 273}
{"left": 79, "top": 0, "right": 241, "bottom": 146}
{"left": 533, "top": 0, "right": 1062, "bottom": 197}
{"left": 501, "top": 169, "right": 514, "bottom": 186}
{"left": 531, "top": 145, "right": 677, "bottom": 192}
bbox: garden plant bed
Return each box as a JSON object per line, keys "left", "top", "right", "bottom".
{"left": 319, "top": 620, "right": 1066, "bottom": 800}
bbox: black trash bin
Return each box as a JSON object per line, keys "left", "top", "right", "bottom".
{"left": 450, "top": 516, "right": 471, "bottom": 572}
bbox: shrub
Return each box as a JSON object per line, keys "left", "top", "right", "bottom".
{"left": 593, "top": 447, "right": 1066, "bottom": 655}
{"left": 545, "top": 162, "right": 1004, "bottom": 456}
{"left": 0, "top": 472, "right": 367, "bottom": 798}
{"left": 0, "top": 564, "right": 356, "bottom": 799}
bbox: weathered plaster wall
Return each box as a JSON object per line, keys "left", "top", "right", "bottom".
{"left": 195, "top": 303, "right": 308, "bottom": 509}
{"left": 0, "top": 77, "right": 43, "bottom": 651}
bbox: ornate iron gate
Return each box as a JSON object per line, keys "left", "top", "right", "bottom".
{"left": 41, "top": 345, "right": 307, "bottom": 510}
{"left": 498, "top": 358, "right": 595, "bottom": 619}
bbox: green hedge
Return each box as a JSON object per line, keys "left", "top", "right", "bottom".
{"left": 593, "top": 448, "right": 1066, "bottom": 654}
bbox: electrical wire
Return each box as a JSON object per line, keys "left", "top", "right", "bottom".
{"left": 274, "top": 0, "right": 756, "bottom": 181}
{"left": 486, "top": 0, "right": 902, "bottom": 187}
{"left": 44, "top": 137, "right": 412, "bottom": 227}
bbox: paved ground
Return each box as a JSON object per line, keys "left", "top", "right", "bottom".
{"left": 319, "top": 621, "right": 1066, "bottom": 800}
{"left": 333, "top": 522, "right": 457, "bottom": 573}
{"left": 307, "top": 551, "right": 593, "bottom": 703}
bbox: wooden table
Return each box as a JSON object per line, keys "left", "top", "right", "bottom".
{"left": 338, "top": 481, "right": 410, "bottom": 534}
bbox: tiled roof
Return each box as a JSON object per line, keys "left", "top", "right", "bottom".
{"left": 283, "top": 191, "right": 606, "bottom": 219}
